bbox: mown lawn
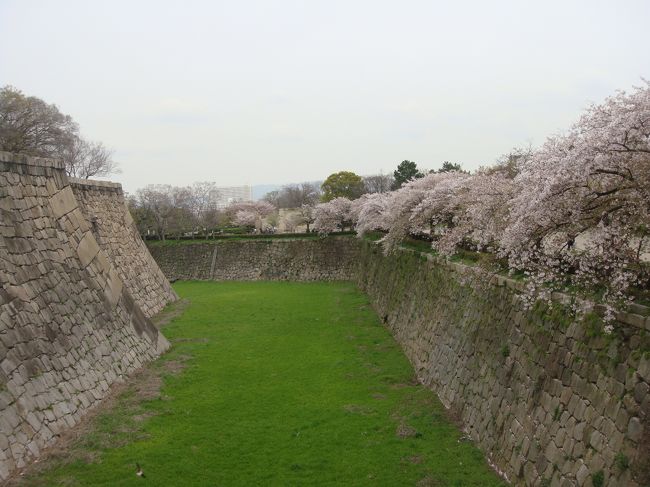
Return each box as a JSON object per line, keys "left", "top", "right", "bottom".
{"left": 20, "top": 281, "right": 504, "bottom": 486}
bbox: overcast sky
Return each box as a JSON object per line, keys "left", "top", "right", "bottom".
{"left": 1, "top": 1, "right": 648, "bottom": 193}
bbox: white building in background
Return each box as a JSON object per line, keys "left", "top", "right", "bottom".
{"left": 214, "top": 185, "right": 252, "bottom": 208}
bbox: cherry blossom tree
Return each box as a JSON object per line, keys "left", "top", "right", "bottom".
{"left": 500, "top": 81, "right": 650, "bottom": 310}
{"left": 296, "top": 204, "right": 316, "bottom": 233}
{"left": 316, "top": 81, "right": 649, "bottom": 315}
{"left": 408, "top": 171, "right": 471, "bottom": 249}
{"left": 351, "top": 193, "right": 390, "bottom": 236}
{"left": 377, "top": 172, "right": 469, "bottom": 252}
{"left": 431, "top": 168, "right": 519, "bottom": 256}
{"left": 313, "top": 197, "right": 352, "bottom": 234}
{"left": 228, "top": 200, "right": 275, "bottom": 232}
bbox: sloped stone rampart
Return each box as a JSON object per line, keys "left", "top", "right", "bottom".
{"left": 148, "top": 237, "right": 360, "bottom": 281}
{"left": 0, "top": 152, "right": 170, "bottom": 481}
{"left": 70, "top": 178, "right": 177, "bottom": 317}
{"left": 356, "top": 242, "right": 650, "bottom": 487}
{"left": 149, "top": 237, "right": 650, "bottom": 486}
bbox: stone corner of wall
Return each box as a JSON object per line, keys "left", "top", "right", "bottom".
{"left": 0, "top": 150, "right": 64, "bottom": 170}
{"left": 68, "top": 176, "right": 123, "bottom": 192}
{"left": 0, "top": 153, "right": 173, "bottom": 481}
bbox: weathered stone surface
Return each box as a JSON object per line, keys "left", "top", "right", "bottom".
{"left": 76, "top": 231, "right": 100, "bottom": 267}
{"left": 576, "top": 463, "right": 590, "bottom": 485}
{"left": 352, "top": 242, "right": 650, "bottom": 487}
{"left": 70, "top": 178, "right": 177, "bottom": 317}
{"left": 149, "top": 237, "right": 360, "bottom": 282}
{"left": 48, "top": 186, "right": 77, "bottom": 219}
{"left": 0, "top": 152, "right": 172, "bottom": 480}
{"left": 628, "top": 417, "right": 643, "bottom": 442}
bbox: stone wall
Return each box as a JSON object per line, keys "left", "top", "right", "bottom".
{"left": 148, "top": 237, "right": 360, "bottom": 281}
{"left": 149, "top": 237, "right": 650, "bottom": 486}
{"left": 70, "top": 178, "right": 177, "bottom": 318}
{"left": 0, "top": 152, "right": 170, "bottom": 481}
{"left": 356, "top": 242, "right": 650, "bottom": 487}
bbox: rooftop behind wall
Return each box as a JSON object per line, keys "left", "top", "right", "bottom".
{"left": 0, "top": 151, "right": 170, "bottom": 480}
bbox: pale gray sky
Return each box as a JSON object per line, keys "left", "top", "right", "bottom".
{"left": 1, "top": 0, "right": 648, "bottom": 193}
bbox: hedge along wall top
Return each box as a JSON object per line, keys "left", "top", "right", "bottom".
{"left": 70, "top": 177, "right": 178, "bottom": 318}
{"left": 0, "top": 151, "right": 171, "bottom": 481}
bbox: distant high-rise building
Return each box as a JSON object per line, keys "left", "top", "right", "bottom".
{"left": 214, "top": 185, "right": 252, "bottom": 208}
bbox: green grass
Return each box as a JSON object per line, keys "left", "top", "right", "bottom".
{"left": 23, "top": 281, "right": 504, "bottom": 486}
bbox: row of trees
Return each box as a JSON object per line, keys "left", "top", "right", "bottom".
{"left": 129, "top": 160, "right": 470, "bottom": 239}
{"left": 263, "top": 173, "right": 395, "bottom": 204}
{"left": 314, "top": 82, "right": 650, "bottom": 315}
{"left": 129, "top": 183, "right": 289, "bottom": 240}
{"left": 128, "top": 183, "right": 319, "bottom": 239}
{"left": 129, "top": 183, "right": 225, "bottom": 240}
{"left": 318, "top": 161, "right": 465, "bottom": 202}
{"left": 262, "top": 182, "right": 321, "bottom": 208}
{"left": 0, "top": 85, "right": 470, "bottom": 238}
{"left": 0, "top": 86, "right": 118, "bottom": 179}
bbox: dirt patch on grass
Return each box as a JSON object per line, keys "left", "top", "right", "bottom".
{"left": 402, "top": 455, "right": 423, "bottom": 465}
{"left": 343, "top": 404, "right": 376, "bottom": 416}
{"left": 444, "top": 403, "right": 465, "bottom": 429}
{"left": 416, "top": 475, "right": 445, "bottom": 486}
{"left": 131, "top": 371, "right": 164, "bottom": 402}
{"left": 389, "top": 375, "right": 421, "bottom": 389}
{"left": 151, "top": 298, "right": 191, "bottom": 329}
{"left": 363, "top": 362, "right": 382, "bottom": 373}
{"left": 163, "top": 354, "right": 191, "bottom": 375}
{"left": 4, "top": 354, "right": 191, "bottom": 486}
{"left": 395, "top": 421, "right": 420, "bottom": 439}
{"left": 172, "top": 337, "right": 210, "bottom": 344}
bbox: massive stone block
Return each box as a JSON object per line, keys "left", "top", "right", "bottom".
{"left": 0, "top": 152, "right": 171, "bottom": 480}
{"left": 70, "top": 178, "right": 177, "bottom": 317}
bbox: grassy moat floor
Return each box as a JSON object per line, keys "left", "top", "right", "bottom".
{"left": 15, "top": 282, "right": 504, "bottom": 486}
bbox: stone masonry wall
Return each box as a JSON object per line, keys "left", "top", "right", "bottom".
{"left": 148, "top": 237, "right": 360, "bottom": 282}
{"left": 70, "top": 178, "right": 177, "bottom": 318}
{"left": 0, "top": 152, "right": 170, "bottom": 481}
{"left": 148, "top": 237, "right": 650, "bottom": 486}
{"left": 356, "top": 242, "right": 650, "bottom": 487}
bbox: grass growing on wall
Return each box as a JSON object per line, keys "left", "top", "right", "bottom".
{"left": 21, "top": 282, "right": 504, "bottom": 486}
{"left": 362, "top": 231, "right": 497, "bottom": 268}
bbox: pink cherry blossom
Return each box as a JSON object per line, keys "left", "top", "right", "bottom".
{"left": 313, "top": 197, "right": 353, "bottom": 234}
{"left": 314, "top": 81, "right": 649, "bottom": 314}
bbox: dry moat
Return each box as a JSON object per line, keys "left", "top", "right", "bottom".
{"left": 11, "top": 281, "right": 504, "bottom": 486}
